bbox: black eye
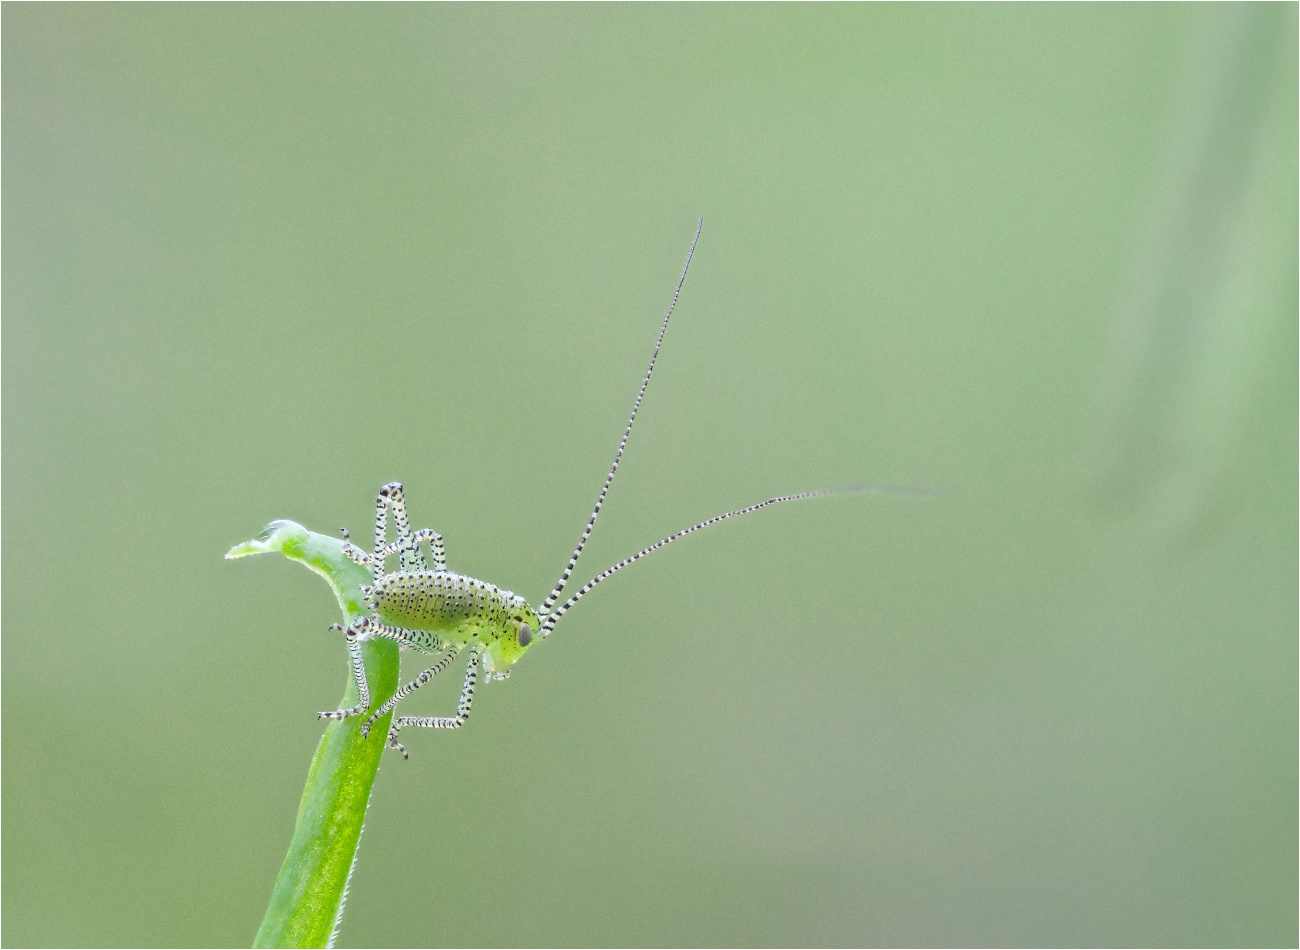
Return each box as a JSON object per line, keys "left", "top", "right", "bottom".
{"left": 517, "top": 622, "right": 532, "bottom": 648}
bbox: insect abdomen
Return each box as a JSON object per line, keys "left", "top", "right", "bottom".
{"left": 369, "top": 570, "right": 513, "bottom": 639}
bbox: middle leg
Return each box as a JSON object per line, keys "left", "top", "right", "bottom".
{"left": 360, "top": 643, "right": 464, "bottom": 737}
{"left": 386, "top": 647, "right": 481, "bottom": 758}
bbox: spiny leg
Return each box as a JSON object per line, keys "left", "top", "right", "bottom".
{"left": 318, "top": 618, "right": 372, "bottom": 721}
{"left": 365, "top": 528, "right": 445, "bottom": 574}
{"left": 413, "top": 526, "right": 447, "bottom": 572}
{"left": 341, "top": 483, "right": 446, "bottom": 574}
{"left": 339, "top": 528, "right": 371, "bottom": 572}
{"left": 360, "top": 644, "right": 464, "bottom": 738}
{"left": 317, "top": 616, "right": 447, "bottom": 720}
{"left": 386, "top": 647, "right": 481, "bottom": 759}
{"left": 373, "top": 482, "right": 402, "bottom": 576}
{"left": 364, "top": 617, "right": 446, "bottom": 655}
{"left": 384, "top": 480, "right": 446, "bottom": 569}
{"left": 341, "top": 482, "right": 423, "bottom": 581}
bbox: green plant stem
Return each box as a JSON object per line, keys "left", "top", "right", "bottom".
{"left": 228, "top": 521, "right": 399, "bottom": 949}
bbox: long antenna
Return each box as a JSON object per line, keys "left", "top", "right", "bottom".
{"left": 539, "top": 484, "right": 934, "bottom": 636}
{"left": 539, "top": 217, "right": 704, "bottom": 619}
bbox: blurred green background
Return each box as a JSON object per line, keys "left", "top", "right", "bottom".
{"left": 3, "top": 4, "right": 1295, "bottom": 946}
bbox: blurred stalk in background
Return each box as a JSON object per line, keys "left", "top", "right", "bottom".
{"left": 1092, "top": 3, "right": 1296, "bottom": 539}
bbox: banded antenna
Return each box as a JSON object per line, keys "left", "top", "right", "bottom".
{"left": 538, "top": 216, "right": 704, "bottom": 619}
{"left": 534, "top": 219, "right": 935, "bottom": 636}
{"left": 539, "top": 484, "right": 935, "bottom": 636}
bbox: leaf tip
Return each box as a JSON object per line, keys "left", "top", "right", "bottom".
{"left": 225, "top": 520, "right": 309, "bottom": 560}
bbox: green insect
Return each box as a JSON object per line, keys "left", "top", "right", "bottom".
{"left": 322, "top": 219, "right": 912, "bottom": 758}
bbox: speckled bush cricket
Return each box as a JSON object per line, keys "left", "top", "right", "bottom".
{"left": 325, "top": 219, "right": 919, "bottom": 758}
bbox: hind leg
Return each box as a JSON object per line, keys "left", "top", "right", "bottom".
{"left": 341, "top": 482, "right": 446, "bottom": 576}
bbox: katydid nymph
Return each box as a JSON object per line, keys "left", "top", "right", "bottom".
{"left": 321, "top": 218, "right": 919, "bottom": 758}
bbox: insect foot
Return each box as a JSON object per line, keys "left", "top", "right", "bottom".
{"left": 386, "top": 729, "right": 409, "bottom": 760}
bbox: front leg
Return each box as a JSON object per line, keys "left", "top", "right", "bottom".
{"left": 339, "top": 528, "right": 373, "bottom": 572}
